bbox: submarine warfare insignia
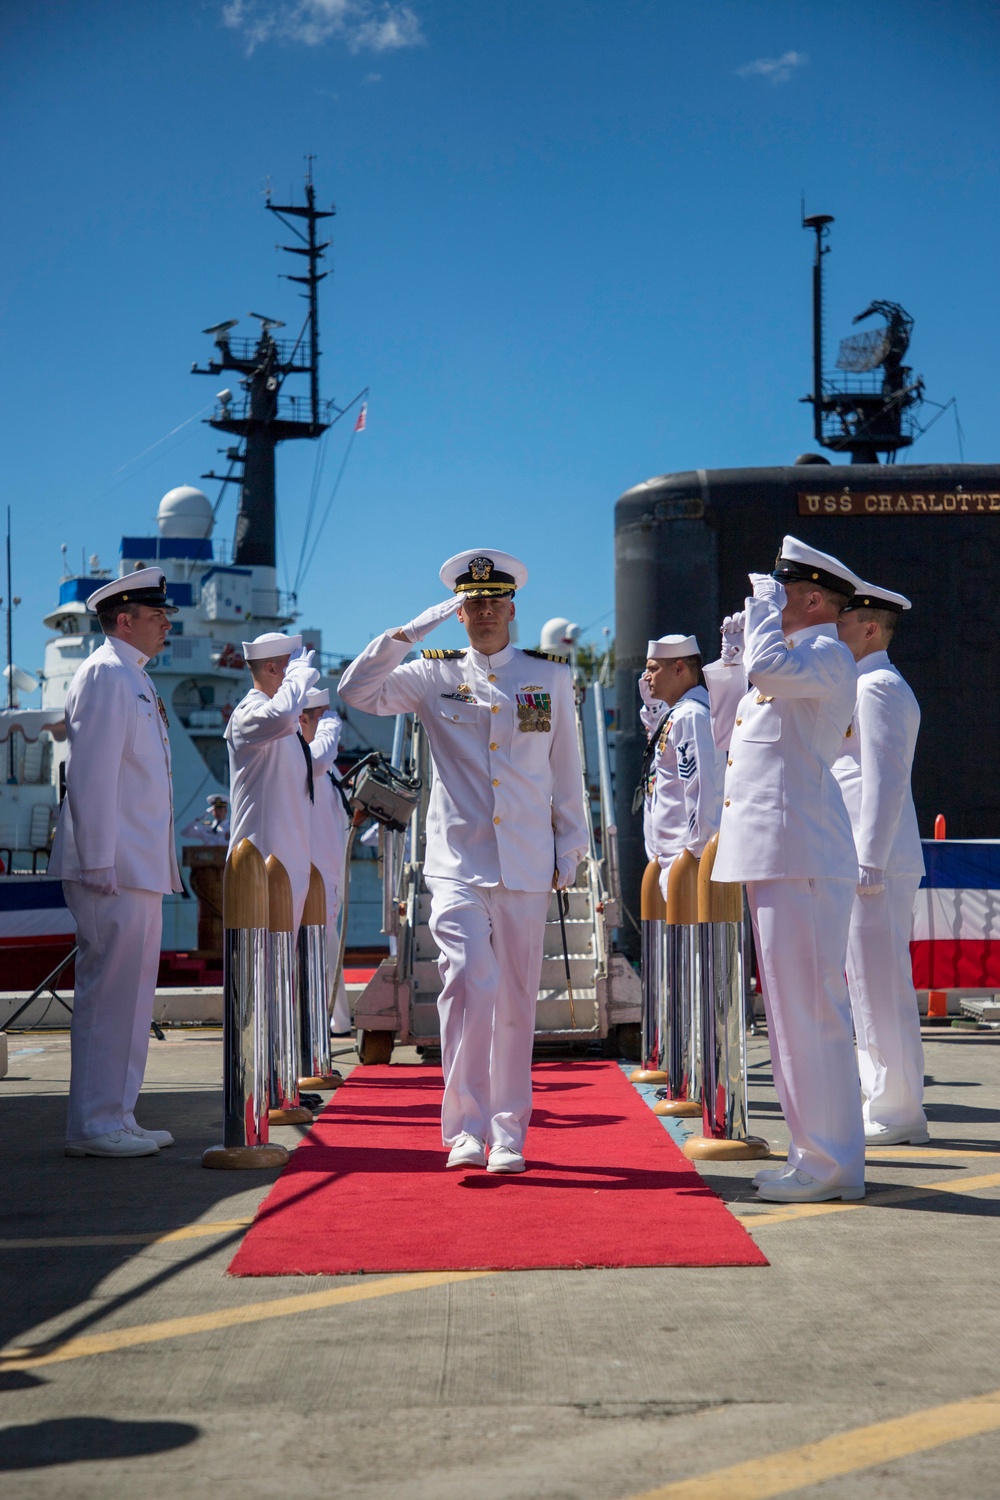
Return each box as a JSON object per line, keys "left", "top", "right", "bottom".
{"left": 441, "top": 684, "right": 478, "bottom": 703}
{"left": 516, "top": 691, "right": 551, "bottom": 733}
{"left": 468, "top": 555, "right": 494, "bottom": 582}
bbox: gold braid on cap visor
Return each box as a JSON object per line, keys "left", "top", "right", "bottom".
{"left": 454, "top": 582, "right": 517, "bottom": 597}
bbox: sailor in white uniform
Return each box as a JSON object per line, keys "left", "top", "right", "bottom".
{"left": 635, "top": 633, "right": 726, "bottom": 894}
{"left": 50, "top": 568, "right": 182, "bottom": 1158}
{"left": 299, "top": 687, "right": 352, "bottom": 1034}
{"left": 338, "top": 549, "right": 590, "bottom": 1173}
{"left": 710, "top": 536, "right": 866, "bottom": 1204}
{"left": 835, "top": 582, "right": 928, "bottom": 1146}
{"left": 181, "top": 794, "right": 230, "bottom": 847}
{"left": 225, "top": 632, "right": 320, "bottom": 928}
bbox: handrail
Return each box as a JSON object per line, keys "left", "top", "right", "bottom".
{"left": 591, "top": 680, "right": 622, "bottom": 911}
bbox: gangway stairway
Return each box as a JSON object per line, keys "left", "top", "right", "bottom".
{"left": 353, "top": 678, "right": 640, "bottom": 1062}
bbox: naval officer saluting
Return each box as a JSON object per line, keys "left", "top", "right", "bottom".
{"left": 338, "top": 550, "right": 590, "bottom": 1173}
{"left": 834, "top": 582, "right": 928, "bottom": 1146}
{"left": 298, "top": 686, "right": 352, "bottom": 1033}
{"left": 711, "top": 536, "right": 866, "bottom": 1203}
{"left": 50, "top": 568, "right": 182, "bottom": 1158}
{"left": 225, "top": 632, "right": 320, "bottom": 928}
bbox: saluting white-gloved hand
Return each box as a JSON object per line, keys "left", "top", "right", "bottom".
{"left": 553, "top": 853, "right": 580, "bottom": 891}
{"left": 749, "top": 573, "right": 787, "bottom": 609}
{"left": 857, "top": 866, "right": 885, "bottom": 898}
{"left": 720, "top": 610, "right": 746, "bottom": 666}
{"left": 638, "top": 675, "right": 662, "bottom": 710}
{"left": 80, "top": 867, "right": 119, "bottom": 896}
{"left": 285, "top": 647, "right": 320, "bottom": 692}
{"left": 398, "top": 596, "right": 463, "bottom": 644}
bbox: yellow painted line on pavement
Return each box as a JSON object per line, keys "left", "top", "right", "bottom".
{"left": 734, "top": 1169, "right": 1000, "bottom": 1229}
{"left": 0, "top": 1271, "right": 494, "bottom": 1372}
{"left": 621, "top": 1387, "right": 1000, "bottom": 1500}
{"left": 0, "top": 1219, "right": 254, "bottom": 1251}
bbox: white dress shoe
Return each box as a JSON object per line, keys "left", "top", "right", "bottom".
{"left": 755, "top": 1168, "right": 864, "bottom": 1203}
{"left": 65, "top": 1130, "right": 159, "bottom": 1159}
{"left": 127, "top": 1125, "right": 175, "bottom": 1148}
{"left": 753, "top": 1164, "right": 793, "bottom": 1186}
{"left": 447, "top": 1134, "right": 487, "bottom": 1169}
{"left": 487, "top": 1145, "right": 526, "bottom": 1174}
{"left": 864, "top": 1122, "right": 930, "bottom": 1146}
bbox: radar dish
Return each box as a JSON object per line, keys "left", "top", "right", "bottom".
{"left": 248, "top": 312, "right": 286, "bottom": 331}
{"left": 203, "top": 318, "right": 239, "bottom": 336}
{"left": 836, "top": 327, "right": 893, "bottom": 372}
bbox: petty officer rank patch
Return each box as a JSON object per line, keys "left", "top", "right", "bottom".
{"left": 516, "top": 691, "right": 552, "bottom": 732}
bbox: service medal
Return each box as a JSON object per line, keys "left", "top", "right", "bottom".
{"left": 516, "top": 691, "right": 552, "bottom": 733}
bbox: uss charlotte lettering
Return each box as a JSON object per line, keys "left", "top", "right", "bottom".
{"left": 798, "top": 490, "right": 1000, "bottom": 516}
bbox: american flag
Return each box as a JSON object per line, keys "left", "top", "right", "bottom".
{"left": 354, "top": 402, "right": 367, "bottom": 433}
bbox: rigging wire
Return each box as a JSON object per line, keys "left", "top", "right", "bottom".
{"left": 107, "top": 404, "right": 214, "bottom": 479}
{"left": 294, "top": 388, "right": 369, "bottom": 591}
{"left": 293, "top": 425, "right": 331, "bottom": 593}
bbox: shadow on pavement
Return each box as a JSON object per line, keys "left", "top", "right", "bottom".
{"left": 0, "top": 1417, "right": 200, "bottom": 1469}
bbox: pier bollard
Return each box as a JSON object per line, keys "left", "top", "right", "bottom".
{"left": 682, "top": 835, "right": 768, "bottom": 1161}
{"left": 630, "top": 860, "right": 669, "bottom": 1084}
{"left": 266, "top": 855, "right": 312, "bottom": 1127}
{"left": 653, "top": 849, "right": 703, "bottom": 1118}
{"left": 298, "top": 864, "right": 340, "bottom": 1091}
{"left": 203, "top": 839, "right": 288, "bottom": 1170}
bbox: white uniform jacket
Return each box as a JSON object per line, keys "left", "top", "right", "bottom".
{"left": 831, "top": 651, "right": 924, "bottom": 878}
{"left": 639, "top": 695, "right": 667, "bottom": 861}
{"left": 225, "top": 675, "right": 314, "bottom": 908}
{"left": 308, "top": 713, "right": 350, "bottom": 910}
{"left": 644, "top": 686, "right": 725, "bottom": 863}
{"left": 50, "top": 636, "right": 181, "bottom": 894}
{"left": 712, "top": 598, "right": 858, "bottom": 883}
{"left": 338, "top": 634, "right": 590, "bottom": 893}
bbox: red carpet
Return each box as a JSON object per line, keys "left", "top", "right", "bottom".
{"left": 228, "top": 1061, "right": 768, "bottom": 1275}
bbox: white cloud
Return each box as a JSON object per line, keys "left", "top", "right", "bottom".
{"left": 222, "top": 0, "right": 425, "bottom": 55}
{"left": 736, "top": 50, "right": 808, "bottom": 85}
{"left": 362, "top": 71, "right": 382, "bottom": 83}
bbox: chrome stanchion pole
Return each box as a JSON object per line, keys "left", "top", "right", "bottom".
{"left": 682, "top": 834, "right": 768, "bottom": 1161}
{"left": 653, "top": 848, "right": 702, "bottom": 1118}
{"left": 630, "top": 859, "right": 668, "bottom": 1084}
{"left": 298, "top": 864, "right": 340, "bottom": 1091}
{"left": 266, "top": 854, "right": 312, "bottom": 1127}
{"left": 203, "top": 839, "right": 288, "bottom": 1170}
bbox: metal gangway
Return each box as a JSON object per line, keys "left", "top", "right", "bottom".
{"left": 352, "top": 680, "right": 640, "bottom": 1063}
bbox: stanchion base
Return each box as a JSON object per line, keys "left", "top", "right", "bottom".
{"left": 630, "top": 1068, "right": 668, "bottom": 1084}
{"left": 268, "top": 1106, "right": 313, "bottom": 1125}
{"left": 681, "top": 1135, "right": 770, "bottom": 1161}
{"left": 298, "top": 1074, "right": 342, "bottom": 1091}
{"left": 201, "top": 1144, "right": 289, "bottom": 1170}
{"left": 653, "top": 1098, "right": 702, "bottom": 1117}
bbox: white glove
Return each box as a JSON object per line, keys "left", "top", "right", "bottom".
{"left": 720, "top": 611, "right": 746, "bottom": 666}
{"left": 284, "top": 647, "right": 320, "bottom": 693}
{"left": 399, "top": 596, "right": 463, "bottom": 643}
{"left": 721, "top": 610, "right": 746, "bottom": 637}
{"left": 749, "top": 573, "right": 787, "bottom": 608}
{"left": 857, "top": 866, "right": 885, "bottom": 898}
{"left": 80, "top": 867, "right": 119, "bottom": 896}
{"left": 553, "top": 853, "right": 580, "bottom": 891}
{"left": 638, "top": 675, "right": 657, "bottom": 709}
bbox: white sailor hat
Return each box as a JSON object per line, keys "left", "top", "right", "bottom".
{"left": 241, "top": 631, "right": 303, "bottom": 661}
{"left": 646, "top": 633, "right": 700, "bottom": 659}
{"left": 772, "top": 536, "right": 862, "bottom": 598}
{"left": 841, "top": 581, "right": 911, "bottom": 614}
{"left": 304, "top": 687, "right": 330, "bottom": 708}
{"left": 207, "top": 792, "right": 229, "bottom": 806}
{"left": 439, "top": 548, "right": 528, "bottom": 598}
{"left": 87, "top": 567, "right": 178, "bottom": 614}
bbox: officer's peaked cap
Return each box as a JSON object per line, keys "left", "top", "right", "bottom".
{"left": 440, "top": 548, "right": 528, "bottom": 598}
{"left": 87, "top": 567, "right": 178, "bottom": 614}
{"left": 242, "top": 631, "right": 302, "bottom": 660}
{"left": 772, "top": 536, "right": 862, "bottom": 598}
{"left": 647, "top": 633, "right": 700, "bottom": 659}
{"left": 841, "top": 580, "right": 911, "bottom": 614}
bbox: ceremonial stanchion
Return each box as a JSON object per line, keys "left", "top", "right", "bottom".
{"left": 682, "top": 834, "right": 768, "bottom": 1161}
{"left": 266, "top": 855, "right": 312, "bottom": 1127}
{"left": 653, "top": 848, "right": 703, "bottom": 1118}
{"left": 630, "top": 860, "right": 668, "bottom": 1084}
{"left": 298, "top": 864, "right": 341, "bottom": 1091}
{"left": 203, "top": 839, "right": 288, "bottom": 1170}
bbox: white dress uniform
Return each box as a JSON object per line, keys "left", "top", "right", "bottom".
{"left": 338, "top": 551, "right": 590, "bottom": 1156}
{"left": 50, "top": 588, "right": 182, "bottom": 1145}
{"left": 180, "top": 797, "right": 230, "bottom": 847}
{"left": 307, "top": 707, "right": 352, "bottom": 1033}
{"left": 225, "top": 635, "right": 319, "bottom": 929}
{"left": 638, "top": 693, "right": 668, "bottom": 862}
{"left": 832, "top": 620, "right": 926, "bottom": 1135}
{"left": 642, "top": 685, "right": 725, "bottom": 892}
{"left": 712, "top": 538, "right": 865, "bottom": 1191}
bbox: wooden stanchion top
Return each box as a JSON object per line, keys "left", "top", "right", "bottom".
{"left": 223, "top": 839, "right": 268, "bottom": 931}
{"left": 697, "top": 834, "right": 743, "bottom": 923}
{"left": 302, "top": 864, "right": 327, "bottom": 928}
{"left": 666, "top": 848, "right": 699, "bottom": 925}
{"left": 265, "top": 855, "right": 294, "bottom": 933}
{"left": 640, "top": 859, "right": 666, "bottom": 922}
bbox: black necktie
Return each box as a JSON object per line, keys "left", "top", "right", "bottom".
{"left": 297, "top": 731, "right": 315, "bottom": 803}
{"left": 632, "top": 711, "right": 670, "bottom": 815}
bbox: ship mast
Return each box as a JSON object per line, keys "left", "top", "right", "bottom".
{"left": 192, "top": 164, "right": 335, "bottom": 570}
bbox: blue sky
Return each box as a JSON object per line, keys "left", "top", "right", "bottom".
{"left": 3, "top": 0, "right": 998, "bottom": 680}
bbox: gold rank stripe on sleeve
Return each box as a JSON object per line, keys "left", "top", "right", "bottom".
{"left": 421, "top": 649, "right": 467, "bottom": 659}
{"left": 522, "top": 648, "right": 569, "bottom": 664}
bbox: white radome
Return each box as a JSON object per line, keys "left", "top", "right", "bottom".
{"left": 157, "top": 486, "right": 214, "bottom": 540}
{"left": 539, "top": 617, "right": 580, "bottom": 653}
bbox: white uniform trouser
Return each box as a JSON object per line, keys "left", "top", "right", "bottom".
{"left": 325, "top": 900, "right": 351, "bottom": 1034}
{"left": 426, "top": 877, "right": 550, "bottom": 1152}
{"left": 846, "top": 875, "right": 926, "bottom": 1132}
{"left": 747, "top": 877, "right": 865, "bottom": 1188}
{"left": 64, "top": 882, "right": 163, "bottom": 1142}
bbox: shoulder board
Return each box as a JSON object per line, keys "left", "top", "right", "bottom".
{"left": 421, "top": 648, "right": 466, "bottom": 659}
{"left": 523, "top": 648, "right": 569, "bottom": 664}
